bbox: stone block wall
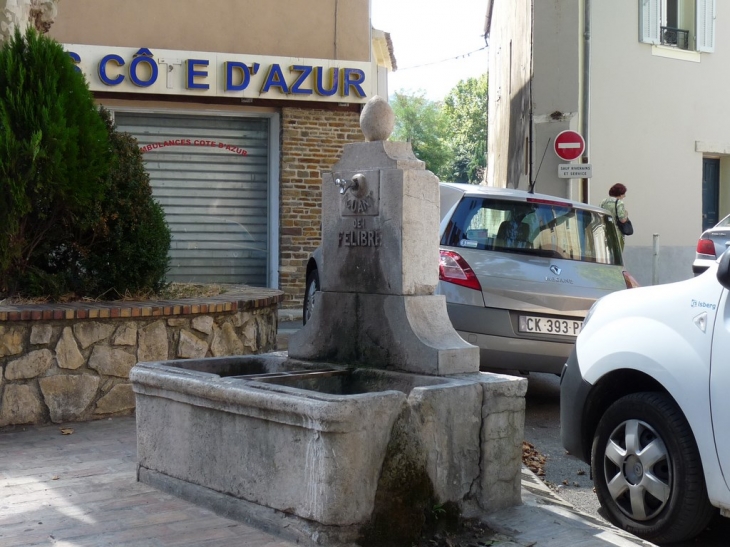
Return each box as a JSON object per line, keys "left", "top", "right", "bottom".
{"left": 477, "top": 374, "right": 528, "bottom": 512}
{"left": 0, "top": 0, "right": 58, "bottom": 40}
{"left": 279, "top": 106, "right": 364, "bottom": 307}
{"left": 0, "top": 288, "right": 283, "bottom": 428}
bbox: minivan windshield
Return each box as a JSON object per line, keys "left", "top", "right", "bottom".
{"left": 441, "top": 197, "right": 623, "bottom": 265}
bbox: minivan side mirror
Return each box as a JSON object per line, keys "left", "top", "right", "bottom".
{"left": 717, "top": 250, "right": 730, "bottom": 289}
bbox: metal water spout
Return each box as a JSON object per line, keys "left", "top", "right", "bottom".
{"left": 333, "top": 173, "right": 363, "bottom": 195}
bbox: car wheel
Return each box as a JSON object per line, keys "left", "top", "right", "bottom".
{"left": 302, "top": 268, "right": 320, "bottom": 326}
{"left": 591, "top": 392, "right": 714, "bottom": 543}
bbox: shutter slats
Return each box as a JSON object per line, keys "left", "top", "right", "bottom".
{"left": 114, "top": 112, "right": 270, "bottom": 286}
{"left": 696, "top": 0, "right": 716, "bottom": 52}
{"left": 639, "top": 0, "right": 661, "bottom": 44}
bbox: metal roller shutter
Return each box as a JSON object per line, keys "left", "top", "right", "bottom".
{"left": 114, "top": 111, "right": 270, "bottom": 286}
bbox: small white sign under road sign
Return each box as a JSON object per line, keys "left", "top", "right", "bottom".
{"left": 558, "top": 164, "right": 592, "bottom": 178}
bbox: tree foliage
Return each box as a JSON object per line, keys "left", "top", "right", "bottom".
{"left": 390, "top": 90, "right": 450, "bottom": 178}
{"left": 0, "top": 28, "right": 170, "bottom": 298}
{"left": 0, "top": 27, "right": 110, "bottom": 295}
{"left": 441, "top": 74, "right": 488, "bottom": 184}
{"left": 389, "top": 74, "right": 488, "bottom": 184}
{"left": 80, "top": 109, "right": 171, "bottom": 297}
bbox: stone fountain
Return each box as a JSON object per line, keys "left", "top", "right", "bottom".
{"left": 130, "top": 96, "right": 527, "bottom": 546}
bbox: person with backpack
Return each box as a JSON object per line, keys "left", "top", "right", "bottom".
{"left": 600, "top": 183, "right": 633, "bottom": 250}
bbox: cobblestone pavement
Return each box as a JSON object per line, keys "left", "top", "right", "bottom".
{"left": 0, "top": 417, "right": 293, "bottom": 547}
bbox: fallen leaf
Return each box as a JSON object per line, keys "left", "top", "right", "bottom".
{"left": 60, "top": 428, "right": 74, "bottom": 435}
{"left": 522, "top": 441, "right": 547, "bottom": 477}
{"left": 562, "top": 479, "right": 569, "bottom": 485}
{"left": 577, "top": 469, "right": 586, "bottom": 476}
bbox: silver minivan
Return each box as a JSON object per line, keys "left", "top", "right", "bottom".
{"left": 437, "top": 183, "right": 638, "bottom": 374}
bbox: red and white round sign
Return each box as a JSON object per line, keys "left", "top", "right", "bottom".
{"left": 554, "top": 130, "right": 585, "bottom": 161}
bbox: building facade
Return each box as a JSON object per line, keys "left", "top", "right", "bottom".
{"left": 486, "top": 0, "right": 723, "bottom": 285}
{"left": 47, "top": 0, "right": 394, "bottom": 306}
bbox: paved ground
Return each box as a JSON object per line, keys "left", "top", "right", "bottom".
{"left": 0, "top": 415, "right": 655, "bottom": 547}
{"left": 0, "top": 313, "right": 657, "bottom": 547}
{"left": 0, "top": 417, "right": 292, "bottom": 547}
{"left": 522, "top": 372, "right": 601, "bottom": 516}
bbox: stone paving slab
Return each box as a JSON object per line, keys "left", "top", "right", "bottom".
{"left": 0, "top": 416, "right": 655, "bottom": 547}
{"left": 482, "top": 468, "right": 657, "bottom": 547}
{"left": 0, "top": 416, "right": 294, "bottom": 547}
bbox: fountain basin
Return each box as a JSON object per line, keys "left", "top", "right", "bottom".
{"left": 131, "top": 354, "right": 526, "bottom": 545}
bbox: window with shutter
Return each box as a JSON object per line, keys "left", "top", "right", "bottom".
{"left": 640, "top": 0, "right": 714, "bottom": 53}
{"left": 696, "top": 0, "right": 716, "bottom": 53}
{"left": 639, "top": 0, "right": 661, "bottom": 44}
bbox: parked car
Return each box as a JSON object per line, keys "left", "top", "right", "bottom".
{"left": 560, "top": 255, "right": 730, "bottom": 543}
{"left": 437, "top": 183, "right": 637, "bottom": 373}
{"left": 693, "top": 213, "right": 730, "bottom": 275}
{"left": 303, "top": 182, "right": 637, "bottom": 374}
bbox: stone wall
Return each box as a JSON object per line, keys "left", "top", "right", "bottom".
{"left": 0, "top": 0, "right": 58, "bottom": 40}
{"left": 279, "top": 106, "right": 364, "bottom": 307}
{"left": 0, "top": 288, "right": 283, "bottom": 428}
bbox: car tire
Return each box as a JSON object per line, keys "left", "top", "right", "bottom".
{"left": 591, "top": 392, "right": 715, "bottom": 543}
{"left": 302, "top": 268, "right": 320, "bottom": 326}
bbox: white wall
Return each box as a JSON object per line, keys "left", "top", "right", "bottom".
{"left": 488, "top": 0, "right": 730, "bottom": 285}
{"left": 589, "top": 1, "right": 730, "bottom": 283}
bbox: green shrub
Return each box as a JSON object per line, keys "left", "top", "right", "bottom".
{"left": 0, "top": 29, "right": 170, "bottom": 299}
{"left": 80, "top": 109, "right": 171, "bottom": 296}
{"left": 0, "top": 27, "right": 110, "bottom": 296}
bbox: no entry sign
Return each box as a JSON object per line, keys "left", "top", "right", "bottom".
{"left": 554, "top": 130, "right": 585, "bottom": 161}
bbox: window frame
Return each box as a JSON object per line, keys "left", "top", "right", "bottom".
{"left": 639, "top": 0, "right": 716, "bottom": 52}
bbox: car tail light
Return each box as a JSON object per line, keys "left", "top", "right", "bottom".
{"left": 696, "top": 238, "right": 716, "bottom": 257}
{"left": 439, "top": 250, "right": 482, "bottom": 291}
{"left": 623, "top": 271, "right": 640, "bottom": 289}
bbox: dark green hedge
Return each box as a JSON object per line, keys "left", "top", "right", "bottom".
{"left": 0, "top": 28, "right": 170, "bottom": 299}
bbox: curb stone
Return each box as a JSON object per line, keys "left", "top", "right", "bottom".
{"left": 480, "top": 467, "right": 657, "bottom": 547}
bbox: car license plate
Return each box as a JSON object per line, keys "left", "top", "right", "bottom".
{"left": 518, "top": 316, "right": 583, "bottom": 337}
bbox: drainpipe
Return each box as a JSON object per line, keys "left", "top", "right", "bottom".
{"left": 580, "top": 0, "right": 591, "bottom": 204}
{"left": 652, "top": 234, "right": 660, "bottom": 285}
{"left": 528, "top": 0, "right": 535, "bottom": 192}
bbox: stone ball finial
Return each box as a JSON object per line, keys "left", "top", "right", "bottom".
{"left": 360, "top": 95, "right": 395, "bottom": 142}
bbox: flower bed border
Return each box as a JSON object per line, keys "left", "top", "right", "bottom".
{"left": 0, "top": 287, "right": 284, "bottom": 428}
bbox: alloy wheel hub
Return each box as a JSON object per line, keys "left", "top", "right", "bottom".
{"left": 603, "top": 419, "right": 671, "bottom": 521}
{"left": 624, "top": 455, "right": 644, "bottom": 484}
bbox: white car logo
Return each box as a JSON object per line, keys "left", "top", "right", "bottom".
{"left": 550, "top": 265, "right": 562, "bottom": 276}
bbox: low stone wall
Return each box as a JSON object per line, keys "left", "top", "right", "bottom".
{"left": 0, "top": 287, "right": 283, "bottom": 428}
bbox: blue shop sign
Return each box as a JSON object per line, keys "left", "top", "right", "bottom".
{"left": 65, "top": 45, "right": 372, "bottom": 102}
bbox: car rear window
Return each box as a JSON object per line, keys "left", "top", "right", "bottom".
{"left": 441, "top": 196, "right": 623, "bottom": 265}
{"left": 715, "top": 215, "right": 730, "bottom": 228}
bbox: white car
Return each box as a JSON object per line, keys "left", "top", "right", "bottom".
{"left": 561, "top": 252, "right": 730, "bottom": 543}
